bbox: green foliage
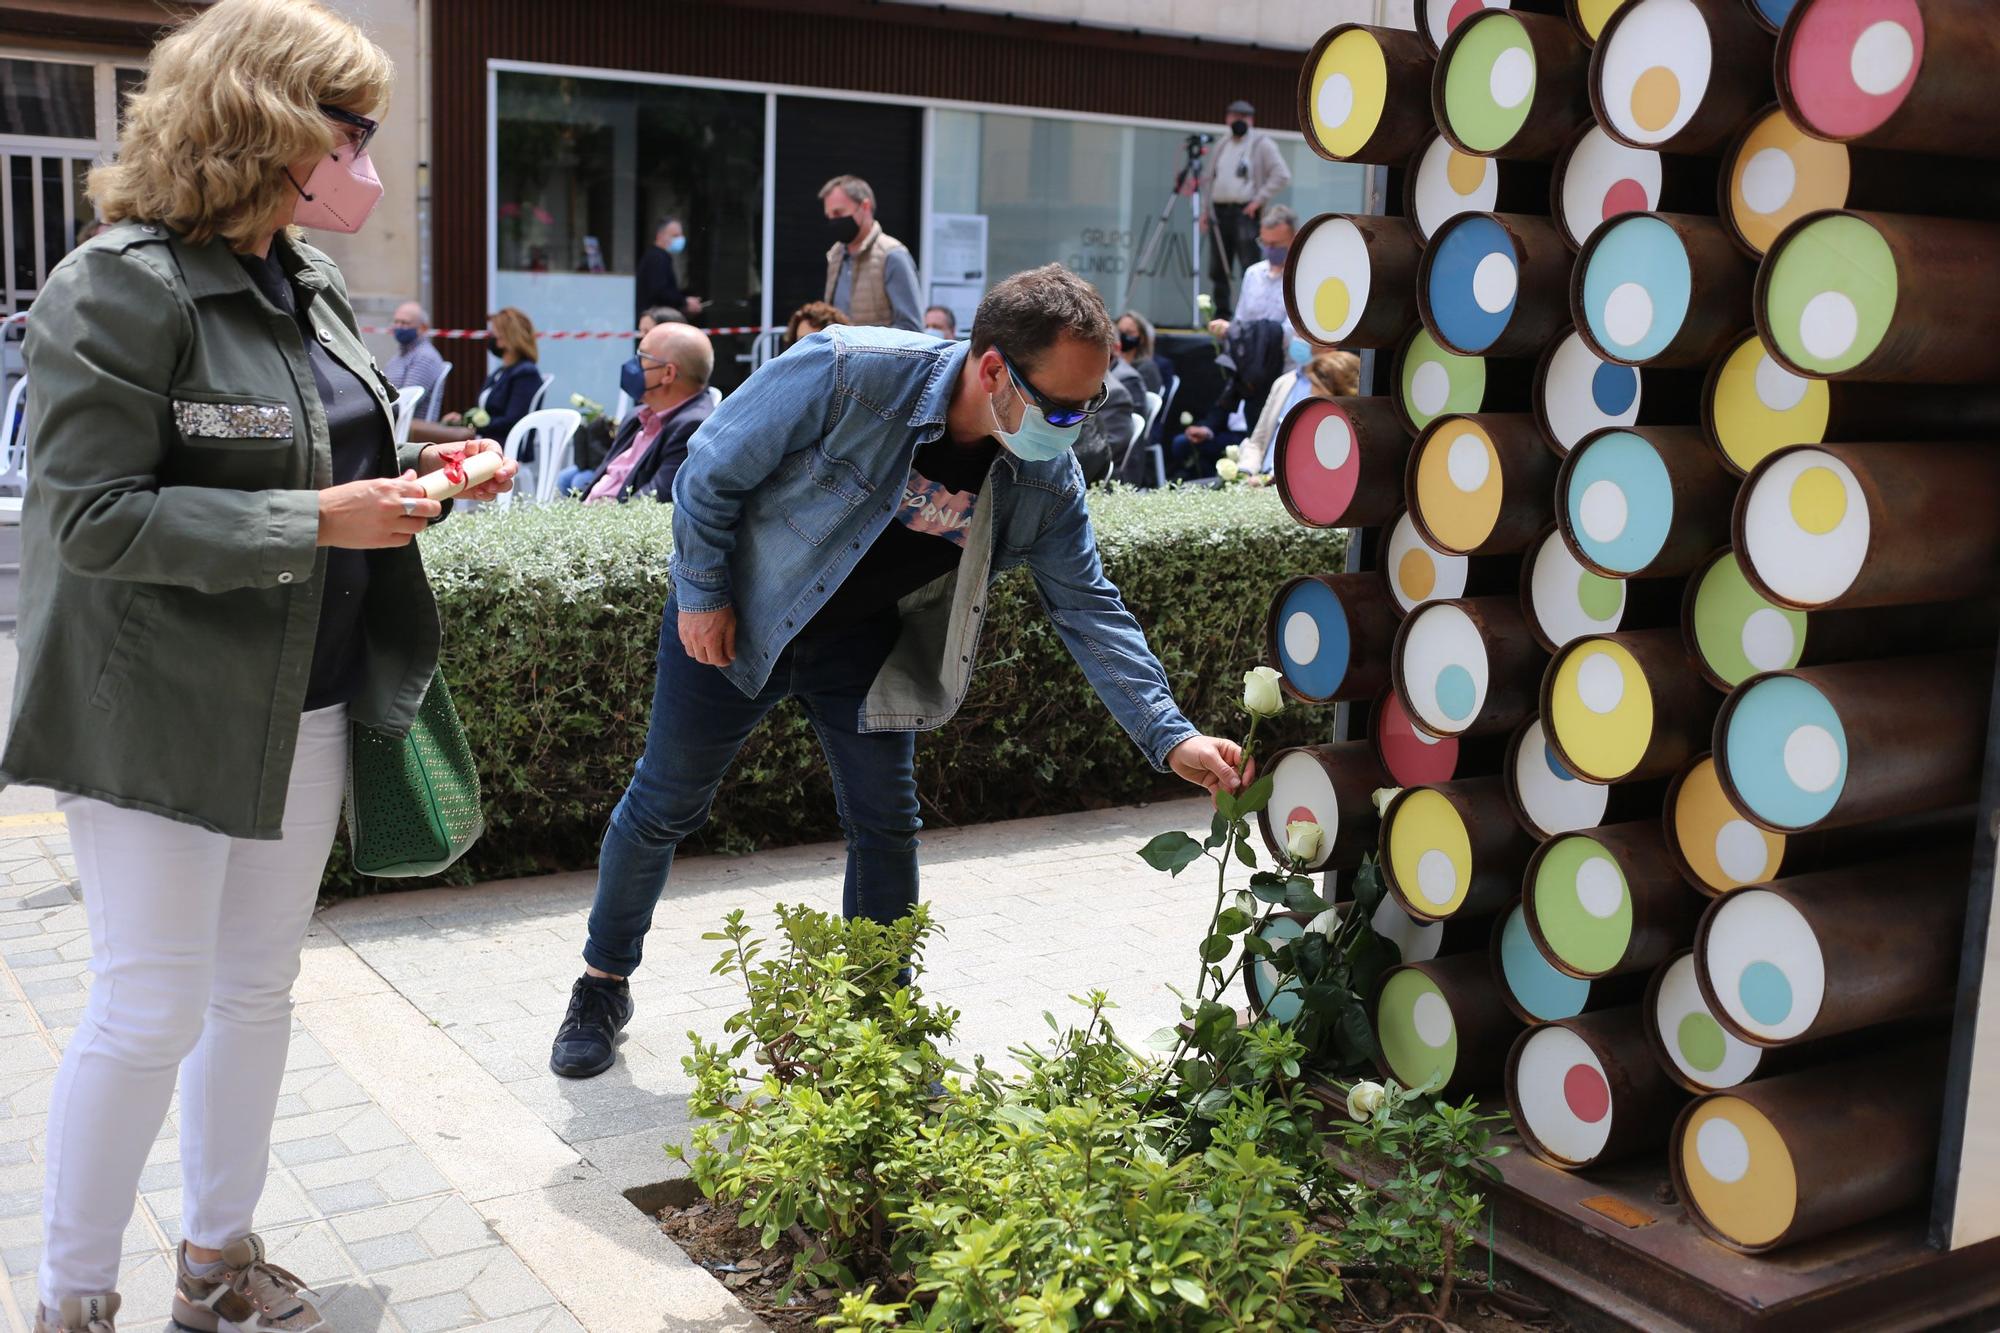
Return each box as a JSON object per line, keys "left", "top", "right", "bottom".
{"left": 324, "top": 488, "right": 1343, "bottom": 893}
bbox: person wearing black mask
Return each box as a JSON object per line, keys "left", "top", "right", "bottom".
{"left": 1114, "top": 309, "right": 1168, "bottom": 396}
{"left": 820, "top": 174, "right": 922, "bottom": 332}
{"left": 1197, "top": 99, "right": 1292, "bottom": 320}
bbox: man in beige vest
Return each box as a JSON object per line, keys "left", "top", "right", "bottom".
{"left": 821, "top": 175, "right": 922, "bottom": 332}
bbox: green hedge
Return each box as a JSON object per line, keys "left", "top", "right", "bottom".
{"left": 325, "top": 487, "right": 1346, "bottom": 893}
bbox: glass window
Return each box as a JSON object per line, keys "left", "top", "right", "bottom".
{"left": 0, "top": 59, "right": 96, "bottom": 140}
{"left": 115, "top": 68, "right": 146, "bottom": 134}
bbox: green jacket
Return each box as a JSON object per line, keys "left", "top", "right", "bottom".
{"left": 1, "top": 223, "right": 441, "bottom": 839}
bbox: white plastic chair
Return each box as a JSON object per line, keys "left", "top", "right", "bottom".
{"left": 1142, "top": 390, "right": 1163, "bottom": 436}
{"left": 428, "top": 361, "right": 452, "bottom": 421}
{"left": 527, "top": 373, "right": 555, "bottom": 415}
{"left": 390, "top": 385, "right": 425, "bottom": 444}
{"left": 612, "top": 389, "right": 633, "bottom": 426}
{"left": 498, "top": 408, "right": 582, "bottom": 510}
{"left": 0, "top": 374, "right": 29, "bottom": 496}
{"left": 706, "top": 385, "right": 722, "bottom": 408}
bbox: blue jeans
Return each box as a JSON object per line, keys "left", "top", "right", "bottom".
{"left": 581, "top": 601, "right": 921, "bottom": 976}
{"left": 556, "top": 464, "right": 594, "bottom": 498}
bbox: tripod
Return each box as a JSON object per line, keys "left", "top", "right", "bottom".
{"left": 1126, "top": 133, "right": 1210, "bottom": 327}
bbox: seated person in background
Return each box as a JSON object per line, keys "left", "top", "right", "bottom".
{"left": 446, "top": 305, "right": 542, "bottom": 451}
{"left": 923, "top": 305, "right": 958, "bottom": 339}
{"left": 784, "top": 300, "right": 851, "bottom": 351}
{"left": 1115, "top": 309, "right": 1169, "bottom": 397}
{"left": 1168, "top": 400, "right": 1247, "bottom": 482}
{"left": 1075, "top": 349, "right": 1148, "bottom": 486}
{"left": 558, "top": 322, "right": 716, "bottom": 504}
{"left": 1241, "top": 340, "right": 1361, "bottom": 482}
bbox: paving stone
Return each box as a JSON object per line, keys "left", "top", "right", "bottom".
{"left": 396, "top": 1289, "right": 481, "bottom": 1332}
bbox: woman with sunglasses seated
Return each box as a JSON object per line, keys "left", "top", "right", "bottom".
{"left": 2, "top": 3, "right": 514, "bottom": 1329}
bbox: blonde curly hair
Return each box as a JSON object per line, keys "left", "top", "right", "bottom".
{"left": 90, "top": 0, "right": 393, "bottom": 252}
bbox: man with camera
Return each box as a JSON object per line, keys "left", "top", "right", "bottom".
{"left": 1197, "top": 99, "right": 1292, "bottom": 320}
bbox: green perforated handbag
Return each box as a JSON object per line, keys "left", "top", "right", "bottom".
{"left": 344, "top": 676, "right": 484, "bottom": 878}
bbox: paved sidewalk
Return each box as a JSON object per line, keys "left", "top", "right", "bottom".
{"left": 0, "top": 797, "right": 1226, "bottom": 1332}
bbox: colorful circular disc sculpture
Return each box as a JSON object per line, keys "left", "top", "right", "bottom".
{"left": 1514, "top": 715, "right": 1612, "bottom": 836}
{"left": 1499, "top": 902, "right": 1593, "bottom": 1020}
{"left": 1400, "top": 329, "right": 1489, "bottom": 432}
{"left": 1738, "top": 448, "right": 1869, "bottom": 608}
{"left": 1579, "top": 215, "right": 1695, "bottom": 364}
{"left": 1411, "top": 416, "right": 1505, "bottom": 552}
{"left": 1305, "top": 27, "right": 1391, "bottom": 159}
{"left": 1424, "top": 0, "right": 1514, "bottom": 53}
{"left": 1705, "top": 332, "right": 1831, "bottom": 475}
{"left": 1724, "top": 107, "right": 1853, "bottom": 256}
{"left": 1377, "top": 689, "right": 1462, "bottom": 787}
{"left": 1528, "top": 527, "right": 1627, "bottom": 649}
{"left": 1761, "top": 214, "right": 1898, "bottom": 377}
{"left": 1654, "top": 952, "right": 1764, "bottom": 1089}
{"left": 1251, "top": 915, "right": 1307, "bottom": 1021}
{"left": 1276, "top": 399, "right": 1367, "bottom": 526}
{"left": 1377, "top": 967, "right": 1461, "bottom": 1090}
{"left": 1561, "top": 430, "right": 1676, "bottom": 576}
{"left": 1701, "top": 888, "right": 1826, "bottom": 1042}
{"left": 1531, "top": 833, "right": 1636, "bottom": 977}
{"left": 1368, "top": 894, "right": 1446, "bottom": 965}
{"left": 1782, "top": 0, "right": 1924, "bottom": 142}
{"left": 1678, "top": 1097, "right": 1798, "bottom": 1249}
{"left": 1573, "top": 0, "right": 1637, "bottom": 42}
{"left": 1441, "top": 12, "right": 1539, "bottom": 154}
{"left": 1548, "top": 638, "right": 1655, "bottom": 781}
{"left": 1268, "top": 749, "right": 1345, "bottom": 873}
{"left": 1273, "top": 578, "right": 1353, "bottom": 703}
{"left": 1751, "top": 0, "right": 1799, "bottom": 31}
{"left": 1512, "top": 1024, "right": 1615, "bottom": 1165}
{"left": 1290, "top": 217, "right": 1374, "bottom": 345}
{"left": 1399, "top": 601, "right": 1493, "bottom": 737}
{"left": 1384, "top": 509, "right": 1472, "bottom": 613}
{"left": 1385, "top": 788, "right": 1477, "bottom": 920}
{"left": 1540, "top": 329, "right": 1643, "bottom": 454}
{"left": 1720, "top": 674, "right": 1849, "bottom": 832}
{"left": 1425, "top": 215, "right": 1524, "bottom": 356}
{"left": 1671, "top": 755, "right": 1786, "bottom": 894}
{"left": 1594, "top": 0, "right": 1716, "bottom": 148}
{"left": 1689, "top": 551, "right": 1808, "bottom": 688}
{"left": 1412, "top": 134, "right": 1501, "bottom": 241}
{"left": 1557, "top": 125, "right": 1664, "bottom": 248}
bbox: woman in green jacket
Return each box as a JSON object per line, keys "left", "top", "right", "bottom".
{"left": 2, "top": 3, "right": 514, "bottom": 1329}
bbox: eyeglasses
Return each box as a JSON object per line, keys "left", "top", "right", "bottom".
{"left": 318, "top": 103, "right": 378, "bottom": 156}
{"left": 998, "top": 349, "right": 1109, "bottom": 427}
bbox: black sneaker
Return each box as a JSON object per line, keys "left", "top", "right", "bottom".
{"left": 550, "top": 974, "right": 634, "bottom": 1079}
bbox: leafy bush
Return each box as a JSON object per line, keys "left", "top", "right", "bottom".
{"left": 325, "top": 487, "right": 1344, "bottom": 893}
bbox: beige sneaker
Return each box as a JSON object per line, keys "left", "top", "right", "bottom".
{"left": 34, "top": 1294, "right": 119, "bottom": 1332}
{"left": 172, "top": 1236, "right": 323, "bottom": 1332}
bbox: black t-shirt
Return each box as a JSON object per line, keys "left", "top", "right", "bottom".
{"left": 238, "top": 247, "right": 391, "bottom": 710}
{"left": 803, "top": 434, "right": 999, "bottom": 637}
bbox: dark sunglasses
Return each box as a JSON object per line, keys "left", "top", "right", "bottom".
{"left": 318, "top": 103, "right": 378, "bottom": 156}
{"left": 998, "top": 349, "right": 1109, "bottom": 427}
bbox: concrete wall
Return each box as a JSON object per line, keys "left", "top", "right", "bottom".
{"left": 876, "top": 0, "right": 1415, "bottom": 48}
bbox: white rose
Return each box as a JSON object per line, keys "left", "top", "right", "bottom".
{"left": 1285, "top": 820, "right": 1323, "bottom": 863}
{"left": 1346, "top": 1080, "right": 1387, "bottom": 1121}
{"left": 1215, "top": 458, "right": 1241, "bottom": 483}
{"left": 1224, "top": 444, "right": 1242, "bottom": 462}
{"left": 1371, "top": 786, "right": 1402, "bottom": 817}
{"left": 1307, "top": 906, "right": 1341, "bottom": 937}
{"left": 1242, "top": 665, "right": 1284, "bottom": 717}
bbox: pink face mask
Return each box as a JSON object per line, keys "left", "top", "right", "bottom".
{"left": 289, "top": 140, "right": 382, "bottom": 234}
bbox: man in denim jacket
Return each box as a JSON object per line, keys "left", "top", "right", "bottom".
{"left": 551, "top": 265, "right": 1248, "bottom": 1078}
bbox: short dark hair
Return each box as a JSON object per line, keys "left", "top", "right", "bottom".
{"left": 641, "top": 305, "right": 687, "bottom": 327}
{"left": 786, "top": 300, "right": 851, "bottom": 345}
{"left": 818, "top": 175, "right": 874, "bottom": 207}
{"left": 970, "top": 264, "right": 1116, "bottom": 369}
{"left": 923, "top": 304, "right": 956, "bottom": 331}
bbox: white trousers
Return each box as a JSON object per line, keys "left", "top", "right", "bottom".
{"left": 39, "top": 707, "right": 347, "bottom": 1307}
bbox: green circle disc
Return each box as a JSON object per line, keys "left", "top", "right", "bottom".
{"left": 1400, "top": 328, "right": 1488, "bottom": 431}
{"left": 1692, "top": 552, "right": 1808, "bottom": 687}
{"left": 1443, "top": 13, "right": 1535, "bottom": 153}
{"left": 1531, "top": 834, "right": 1632, "bottom": 976}
{"left": 1376, "top": 968, "right": 1458, "bottom": 1091}
{"left": 1763, "top": 214, "right": 1897, "bottom": 376}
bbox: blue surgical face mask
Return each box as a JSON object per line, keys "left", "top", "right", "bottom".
{"left": 619, "top": 356, "right": 650, "bottom": 404}
{"left": 393, "top": 325, "right": 420, "bottom": 347}
{"left": 665, "top": 234, "right": 686, "bottom": 255}
{"left": 1288, "top": 336, "right": 1312, "bottom": 367}
{"left": 990, "top": 379, "right": 1081, "bottom": 463}
{"left": 1262, "top": 243, "right": 1290, "bottom": 267}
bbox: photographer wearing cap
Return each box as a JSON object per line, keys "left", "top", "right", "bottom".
{"left": 1198, "top": 99, "right": 1292, "bottom": 320}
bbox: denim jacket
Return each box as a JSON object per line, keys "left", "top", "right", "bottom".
{"left": 670, "top": 327, "right": 1198, "bottom": 769}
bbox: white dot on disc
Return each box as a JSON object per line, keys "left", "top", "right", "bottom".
{"left": 1783, "top": 724, "right": 1841, "bottom": 794}
{"left": 1697, "top": 1117, "right": 1752, "bottom": 1183}
{"left": 1577, "top": 651, "right": 1625, "bottom": 714}
{"left": 1754, "top": 354, "right": 1810, "bottom": 413}
{"left": 1715, "top": 820, "right": 1771, "bottom": 883}
{"left": 1741, "top": 148, "right": 1798, "bottom": 216}
{"left": 1851, "top": 21, "right": 1916, "bottom": 97}
{"left": 1416, "top": 849, "right": 1458, "bottom": 906}
{"left": 1411, "top": 361, "right": 1452, "bottom": 416}
{"left": 1446, "top": 434, "right": 1491, "bottom": 491}
{"left": 1741, "top": 608, "right": 1797, "bottom": 672}
{"left": 1604, "top": 282, "right": 1655, "bottom": 348}
{"left": 1319, "top": 72, "right": 1357, "bottom": 128}
{"left": 1284, "top": 610, "right": 1321, "bottom": 665}
{"left": 1580, "top": 480, "right": 1630, "bottom": 544}
{"left": 1472, "top": 252, "right": 1518, "bottom": 314}
{"left": 1413, "top": 990, "right": 1454, "bottom": 1047}
{"left": 1489, "top": 46, "right": 1533, "bottom": 110}
{"left": 1575, "top": 855, "right": 1624, "bottom": 918}
{"left": 1314, "top": 415, "right": 1353, "bottom": 470}
{"left": 1800, "top": 291, "right": 1860, "bottom": 361}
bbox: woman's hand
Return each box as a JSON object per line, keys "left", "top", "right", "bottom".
{"left": 419, "top": 438, "right": 518, "bottom": 502}
{"left": 318, "top": 472, "right": 441, "bottom": 548}
{"left": 441, "top": 411, "right": 464, "bottom": 426}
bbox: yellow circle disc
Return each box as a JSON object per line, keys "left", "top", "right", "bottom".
{"left": 1387, "top": 789, "right": 1474, "bottom": 920}
{"left": 1680, "top": 1098, "right": 1798, "bottom": 1249}
{"left": 1672, "top": 756, "right": 1785, "bottom": 894}
{"left": 1576, "top": 0, "right": 1633, "bottom": 40}
{"left": 1413, "top": 419, "right": 1503, "bottom": 553}
{"left": 1399, "top": 547, "right": 1438, "bottom": 602}
{"left": 1709, "top": 335, "right": 1831, "bottom": 475}
{"left": 1549, "top": 639, "right": 1653, "bottom": 781}
{"left": 1631, "top": 66, "right": 1681, "bottom": 133}
{"left": 1789, "top": 466, "right": 1847, "bottom": 535}
{"left": 1311, "top": 28, "right": 1389, "bottom": 159}
{"left": 1315, "top": 278, "right": 1353, "bottom": 335}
